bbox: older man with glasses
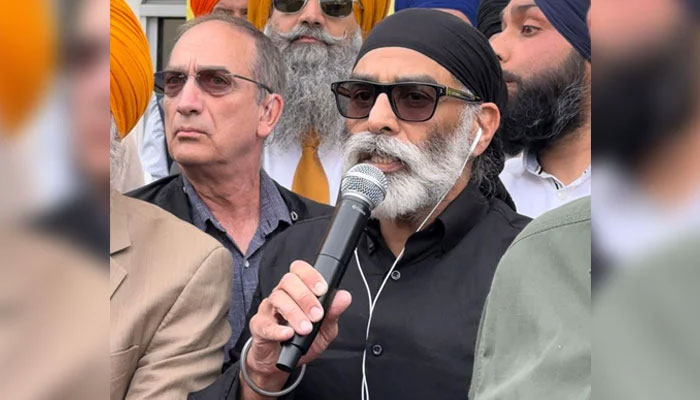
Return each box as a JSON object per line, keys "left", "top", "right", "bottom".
{"left": 247, "top": 0, "right": 390, "bottom": 205}
{"left": 191, "top": 9, "right": 530, "bottom": 400}
{"left": 128, "top": 13, "right": 331, "bottom": 361}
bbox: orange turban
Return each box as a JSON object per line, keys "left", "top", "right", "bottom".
{"left": 188, "top": 0, "right": 219, "bottom": 18}
{"left": 110, "top": 0, "right": 154, "bottom": 137}
{"left": 0, "top": 0, "right": 56, "bottom": 135}
{"left": 248, "top": 0, "right": 391, "bottom": 38}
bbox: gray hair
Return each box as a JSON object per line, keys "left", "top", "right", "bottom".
{"left": 175, "top": 12, "right": 287, "bottom": 103}
{"left": 109, "top": 115, "right": 125, "bottom": 191}
{"left": 451, "top": 74, "right": 505, "bottom": 201}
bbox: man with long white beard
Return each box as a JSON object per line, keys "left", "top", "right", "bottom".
{"left": 491, "top": 0, "right": 591, "bottom": 218}
{"left": 190, "top": 10, "right": 530, "bottom": 400}
{"left": 248, "top": 0, "right": 390, "bottom": 205}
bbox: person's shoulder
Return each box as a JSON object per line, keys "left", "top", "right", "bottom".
{"left": 512, "top": 196, "right": 591, "bottom": 245}
{"left": 115, "top": 194, "right": 226, "bottom": 266}
{"left": 489, "top": 196, "right": 532, "bottom": 233}
{"left": 127, "top": 174, "right": 182, "bottom": 202}
{"left": 274, "top": 181, "right": 334, "bottom": 220}
{"left": 270, "top": 214, "right": 333, "bottom": 246}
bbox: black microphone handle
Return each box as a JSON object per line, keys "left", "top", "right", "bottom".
{"left": 276, "top": 195, "right": 371, "bottom": 372}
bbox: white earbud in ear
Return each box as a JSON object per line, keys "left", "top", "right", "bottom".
{"left": 468, "top": 127, "right": 483, "bottom": 157}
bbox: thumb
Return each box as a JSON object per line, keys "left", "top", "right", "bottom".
{"left": 323, "top": 290, "right": 352, "bottom": 325}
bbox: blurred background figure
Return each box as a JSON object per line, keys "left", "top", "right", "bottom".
{"left": 251, "top": 0, "right": 390, "bottom": 205}
{"left": 593, "top": 0, "right": 700, "bottom": 269}
{"left": 491, "top": 0, "right": 591, "bottom": 218}
{"left": 37, "top": 0, "right": 113, "bottom": 256}
{"left": 0, "top": 0, "right": 109, "bottom": 398}
{"left": 0, "top": 0, "right": 58, "bottom": 221}
{"left": 394, "top": 0, "right": 480, "bottom": 24}
{"left": 593, "top": 0, "right": 700, "bottom": 399}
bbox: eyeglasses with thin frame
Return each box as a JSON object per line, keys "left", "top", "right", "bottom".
{"left": 330, "top": 79, "right": 482, "bottom": 122}
{"left": 272, "top": 0, "right": 363, "bottom": 19}
{"left": 154, "top": 69, "right": 273, "bottom": 98}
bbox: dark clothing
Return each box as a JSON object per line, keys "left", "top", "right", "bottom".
{"left": 181, "top": 172, "right": 293, "bottom": 358}
{"left": 37, "top": 193, "right": 109, "bottom": 258}
{"left": 127, "top": 173, "right": 332, "bottom": 353}
{"left": 477, "top": 0, "right": 509, "bottom": 39}
{"left": 127, "top": 173, "right": 330, "bottom": 231}
{"left": 190, "top": 183, "right": 530, "bottom": 400}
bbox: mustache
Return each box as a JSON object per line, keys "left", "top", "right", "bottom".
{"left": 344, "top": 132, "right": 424, "bottom": 169}
{"left": 275, "top": 24, "right": 346, "bottom": 46}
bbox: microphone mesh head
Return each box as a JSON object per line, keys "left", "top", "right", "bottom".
{"left": 340, "top": 164, "right": 388, "bottom": 210}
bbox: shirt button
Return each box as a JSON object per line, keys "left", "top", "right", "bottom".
{"left": 557, "top": 191, "right": 568, "bottom": 200}
{"left": 244, "top": 260, "right": 250, "bottom": 268}
{"left": 290, "top": 211, "right": 299, "bottom": 222}
{"left": 390, "top": 270, "right": 401, "bottom": 281}
{"left": 371, "top": 344, "right": 383, "bottom": 356}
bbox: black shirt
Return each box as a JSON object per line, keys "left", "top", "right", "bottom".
{"left": 190, "top": 183, "right": 530, "bottom": 400}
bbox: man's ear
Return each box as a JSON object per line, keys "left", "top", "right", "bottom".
{"left": 257, "top": 93, "right": 284, "bottom": 139}
{"left": 471, "top": 102, "right": 500, "bottom": 157}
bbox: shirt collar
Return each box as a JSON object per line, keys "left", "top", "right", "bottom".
{"left": 182, "top": 176, "right": 221, "bottom": 232}
{"left": 258, "top": 170, "right": 292, "bottom": 237}
{"left": 522, "top": 149, "right": 592, "bottom": 188}
{"left": 182, "top": 171, "right": 291, "bottom": 237}
{"left": 365, "top": 183, "right": 490, "bottom": 257}
{"left": 434, "top": 183, "right": 490, "bottom": 253}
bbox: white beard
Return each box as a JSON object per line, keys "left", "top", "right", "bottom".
{"left": 343, "top": 107, "right": 479, "bottom": 223}
{"left": 264, "top": 22, "right": 362, "bottom": 152}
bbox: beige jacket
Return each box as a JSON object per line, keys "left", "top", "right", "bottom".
{"left": 110, "top": 193, "right": 232, "bottom": 399}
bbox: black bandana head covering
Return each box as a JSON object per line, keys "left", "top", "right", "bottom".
{"left": 477, "top": 0, "right": 509, "bottom": 39}
{"left": 354, "top": 8, "right": 514, "bottom": 207}
{"left": 355, "top": 8, "right": 507, "bottom": 112}
{"left": 534, "top": 0, "right": 591, "bottom": 62}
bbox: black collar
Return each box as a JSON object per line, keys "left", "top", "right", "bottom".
{"left": 365, "top": 183, "right": 490, "bottom": 259}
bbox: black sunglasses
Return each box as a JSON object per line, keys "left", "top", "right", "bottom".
{"left": 273, "top": 0, "right": 362, "bottom": 18}
{"left": 154, "top": 69, "right": 272, "bottom": 97}
{"left": 331, "top": 80, "right": 482, "bottom": 122}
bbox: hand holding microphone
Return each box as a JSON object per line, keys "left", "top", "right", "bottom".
{"left": 239, "top": 164, "right": 387, "bottom": 399}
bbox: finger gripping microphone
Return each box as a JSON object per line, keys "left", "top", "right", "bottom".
{"left": 276, "top": 163, "right": 387, "bottom": 373}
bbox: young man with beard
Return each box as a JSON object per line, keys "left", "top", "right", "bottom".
{"left": 190, "top": 10, "right": 530, "bottom": 400}
{"left": 128, "top": 14, "right": 330, "bottom": 361}
{"left": 491, "top": 0, "right": 591, "bottom": 218}
{"left": 247, "top": 0, "right": 390, "bottom": 205}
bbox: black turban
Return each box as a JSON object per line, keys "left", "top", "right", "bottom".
{"left": 354, "top": 8, "right": 514, "bottom": 208}
{"left": 535, "top": 0, "right": 591, "bottom": 61}
{"left": 356, "top": 8, "right": 507, "bottom": 112}
{"left": 477, "top": 0, "right": 509, "bottom": 39}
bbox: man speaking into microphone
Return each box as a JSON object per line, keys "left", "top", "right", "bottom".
{"left": 191, "top": 9, "right": 530, "bottom": 400}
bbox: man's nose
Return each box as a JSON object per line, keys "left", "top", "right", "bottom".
{"left": 298, "top": 0, "right": 325, "bottom": 28}
{"left": 367, "top": 93, "right": 400, "bottom": 136}
{"left": 175, "top": 77, "right": 204, "bottom": 116}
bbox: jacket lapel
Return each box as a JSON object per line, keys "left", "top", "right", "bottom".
{"left": 110, "top": 193, "right": 131, "bottom": 298}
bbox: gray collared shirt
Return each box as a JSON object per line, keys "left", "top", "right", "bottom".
{"left": 183, "top": 171, "right": 291, "bottom": 361}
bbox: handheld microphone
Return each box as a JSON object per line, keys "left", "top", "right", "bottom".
{"left": 276, "top": 163, "right": 387, "bottom": 373}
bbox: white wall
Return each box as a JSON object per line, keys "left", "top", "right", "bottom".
{"left": 127, "top": 0, "right": 142, "bottom": 19}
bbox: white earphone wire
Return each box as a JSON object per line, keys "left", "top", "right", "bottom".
{"left": 356, "top": 127, "right": 483, "bottom": 400}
